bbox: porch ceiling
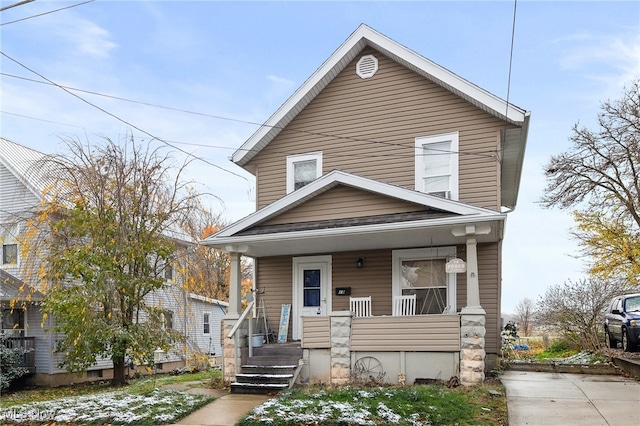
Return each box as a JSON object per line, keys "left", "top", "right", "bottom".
{"left": 209, "top": 216, "right": 505, "bottom": 258}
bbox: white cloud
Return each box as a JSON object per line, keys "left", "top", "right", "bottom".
{"left": 559, "top": 32, "right": 640, "bottom": 94}
{"left": 49, "top": 16, "right": 118, "bottom": 60}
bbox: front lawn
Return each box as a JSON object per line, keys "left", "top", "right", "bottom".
{"left": 0, "top": 370, "right": 220, "bottom": 425}
{"left": 239, "top": 380, "right": 508, "bottom": 426}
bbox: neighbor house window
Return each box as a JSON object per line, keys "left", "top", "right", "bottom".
{"left": 2, "top": 308, "right": 24, "bottom": 330}
{"left": 415, "top": 132, "right": 459, "bottom": 200}
{"left": 203, "top": 313, "right": 210, "bottom": 334}
{"left": 392, "top": 247, "right": 456, "bottom": 314}
{"left": 2, "top": 243, "right": 18, "bottom": 265}
{"left": 164, "top": 264, "right": 174, "bottom": 281}
{"left": 286, "top": 152, "right": 322, "bottom": 193}
{"left": 162, "top": 311, "right": 173, "bottom": 330}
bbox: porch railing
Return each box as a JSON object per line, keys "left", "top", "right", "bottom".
{"left": 3, "top": 336, "right": 36, "bottom": 372}
{"left": 226, "top": 299, "right": 255, "bottom": 376}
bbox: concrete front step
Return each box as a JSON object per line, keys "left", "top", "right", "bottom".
{"left": 235, "top": 373, "right": 294, "bottom": 385}
{"left": 230, "top": 381, "right": 289, "bottom": 394}
{"left": 246, "top": 356, "right": 300, "bottom": 366}
{"left": 241, "top": 364, "right": 298, "bottom": 374}
{"left": 232, "top": 343, "right": 303, "bottom": 395}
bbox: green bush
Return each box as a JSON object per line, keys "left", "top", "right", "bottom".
{"left": 535, "top": 339, "right": 580, "bottom": 360}
{"left": 0, "top": 334, "right": 33, "bottom": 391}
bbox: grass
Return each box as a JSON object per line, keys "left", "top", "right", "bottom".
{"left": 0, "top": 369, "right": 220, "bottom": 407}
{"left": 0, "top": 369, "right": 221, "bottom": 425}
{"left": 238, "top": 380, "right": 508, "bottom": 426}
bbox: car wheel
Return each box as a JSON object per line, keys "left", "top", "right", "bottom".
{"left": 605, "top": 329, "right": 617, "bottom": 348}
{"left": 622, "top": 328, "right": 635, "bottom": 352}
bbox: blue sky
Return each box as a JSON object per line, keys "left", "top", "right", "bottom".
{"left": 1, "top": 1, "right": 638, "bottom": 314}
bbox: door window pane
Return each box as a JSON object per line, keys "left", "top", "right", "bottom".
{"left": 303, "top": 269, "right": 321, "bottom": 307}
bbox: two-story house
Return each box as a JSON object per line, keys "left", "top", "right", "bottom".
{"left": 203, "top": 24, "right": 530, "bottom": 388}
{"left": 0, "top": 138, "right": 228, "bottom": 386}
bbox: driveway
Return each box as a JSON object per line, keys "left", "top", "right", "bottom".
{"left": 501, "top": 370, "right": 640, "bottom": 425}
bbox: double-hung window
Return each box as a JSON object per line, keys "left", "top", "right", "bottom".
{"left": 415, "top": 132, "right": 459, "bottom": 200}
{"left": 2, "top": 243, "right": 18, "bottom": 265}
{"left": 392, "top": 247, "right": 456, "bottom": 314}
{"left": 286, "top": 152, "right": 322, "bottom": 193}
{"left": 203, "top": 313, "right": 210, "bottom": 334}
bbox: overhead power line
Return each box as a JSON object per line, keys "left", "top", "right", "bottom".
{"left": 0, "top": 0, "right": 34, "bottom": 13}
{"left": 0, "top": 50, "right": 250, "bottom": 182}
{"left": 1, "top": 0, "right": 94, "bottom": 26}
{"left": 1, "top": 72, "right": 499, "bottom": 160}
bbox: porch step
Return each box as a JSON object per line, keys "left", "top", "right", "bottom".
{"left": 231, "top": 343, "right": 303, "bottom": 395}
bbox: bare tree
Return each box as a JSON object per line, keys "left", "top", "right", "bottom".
{"left": 540, "top": 80, "right": 640, "bottom": 285}
{"left": 536, "top": 277, "right": 632, "bottom": 351}
{"left": 514, "top": 297, "right": 535, "bottom": 337}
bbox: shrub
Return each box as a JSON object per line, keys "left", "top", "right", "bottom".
{"left": 0, "top": 334, "right": 33, "bottom": 391}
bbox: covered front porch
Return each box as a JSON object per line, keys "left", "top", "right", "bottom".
{"left": 219, "top": 220, "right": 493, "bottom": 386}
{"left": 202, "top": 175, "right": 506, "bottom": 386}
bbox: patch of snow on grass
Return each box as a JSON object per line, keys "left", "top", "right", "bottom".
{"left": 3, "top": 389, "right": 209, "bottom": 424}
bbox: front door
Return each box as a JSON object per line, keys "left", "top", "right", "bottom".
{"left": 292, "top": 255, "right": 331, "bottom": 340}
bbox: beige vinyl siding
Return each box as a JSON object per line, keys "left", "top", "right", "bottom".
{"left": 255, "top": 257, "right": 294, "bottom": 338}
{"left": 301, "top": 316, "right": 331, "bottom": 348}
{"left": 263, "top": 185, "right": 428, "bottom": 225}
{"left": 247, "top": 47, "right": 516, "bottom": 211}
{"left": 331, "top": 250, "right": 392, "bottom": 315}
{"left": 350, "top": 315, "right": 460, "bottom": 351}
{"left": 478, "top": 242, "right": 500, "bottom": 354}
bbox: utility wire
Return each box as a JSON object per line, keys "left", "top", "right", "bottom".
{"left": 1, "top": 0, "right": 94, "bottom": 26}
{"left": 0, "top": 50, "right": 250, "bottom": 182}
{"left": 1, "top": 72, "right": 499, "bottom": 160}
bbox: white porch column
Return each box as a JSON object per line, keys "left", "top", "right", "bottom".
{"left": 452, "top": 225, "right": 488, "bottom": 386}
{"left": 227, "top": 251, "right": 243, "bottom": 318}
{"left": 461, "top": 237, "right": 485, "bottom": 315}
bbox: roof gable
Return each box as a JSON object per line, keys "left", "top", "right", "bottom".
{"left": 232, "top": 24, "right": 529, "bottom": 169}
{"left": 0, "top": 138, "right": 52, "bottom": 202}
{"left": 206, "top": 170, "right": 503, "bottom": 240}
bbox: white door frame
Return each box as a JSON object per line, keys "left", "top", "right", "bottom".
{"left": 292, "top": 255, "right": 332, "bottom": 340}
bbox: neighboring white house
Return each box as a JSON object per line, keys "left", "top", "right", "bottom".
{"left": 0, "top": 138, "right": 226, "bottom": 386}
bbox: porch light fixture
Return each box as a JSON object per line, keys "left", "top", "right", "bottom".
{"left": 356, "top": 257, "right": 364, "bottom": 268}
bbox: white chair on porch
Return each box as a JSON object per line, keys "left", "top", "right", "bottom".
{"left": 350, "top": 296, "right": 372, "bottom": 317}
{"left": 393, "top": 294, "right": 416, "bottom": 316}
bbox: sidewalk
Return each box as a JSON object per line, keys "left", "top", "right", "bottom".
{"left": 168, "top": 393, "right": 270, "bottom": 426}
{"left": 501, "top": 370, "right": 640, "bottom": 425}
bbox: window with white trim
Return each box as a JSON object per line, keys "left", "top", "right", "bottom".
{"left": 415, "top": 132, "right": 459, "bottom": 200}
{"left": 286, "top": 152, "right": 322, "bottom": 193}
{"left": 203, "top": 312, "right": 210, "bottom": 334}
{"left": 392, "top": 247, "right": 456, "bottom": 314}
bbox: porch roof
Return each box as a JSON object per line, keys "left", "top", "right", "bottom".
{"left": 203, "top": 171, "right": 506, "bottom": 258}
{"left": 0, "top": 269, "right": 44, "bottom": 302}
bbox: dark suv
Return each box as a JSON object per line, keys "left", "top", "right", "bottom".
{"left": 604, "top": 293, "right": 640, "bottom": 352}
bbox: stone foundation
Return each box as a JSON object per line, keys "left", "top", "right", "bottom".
{"left": 330, "top": 311, "right": 352, "bottom": 385}
{"left": 460, "top": 313, "right": 486, "bottom": 385}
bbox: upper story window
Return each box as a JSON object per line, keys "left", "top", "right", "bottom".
{"left": 415, "top": 132, "right": 459, "bottom": 200}
{"left": 2, "top": 243, "right": 18, "bottom": 265}
{"left": 286, "top": 152, "right": 323, "bottom": 193}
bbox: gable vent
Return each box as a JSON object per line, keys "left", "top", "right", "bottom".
{"left": 356, "top": 54, "right": 378, "bottom": 79}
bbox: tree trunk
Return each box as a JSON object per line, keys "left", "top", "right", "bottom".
{"left": 112, "top": 355, "right": 127, "bottom": 386}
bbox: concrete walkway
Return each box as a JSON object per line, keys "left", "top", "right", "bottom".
{"left": 168, "top": 393, "right": 270, "bottom": 426}
{"left": 501, "top": 370, "right": 640, "bottom": 425}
